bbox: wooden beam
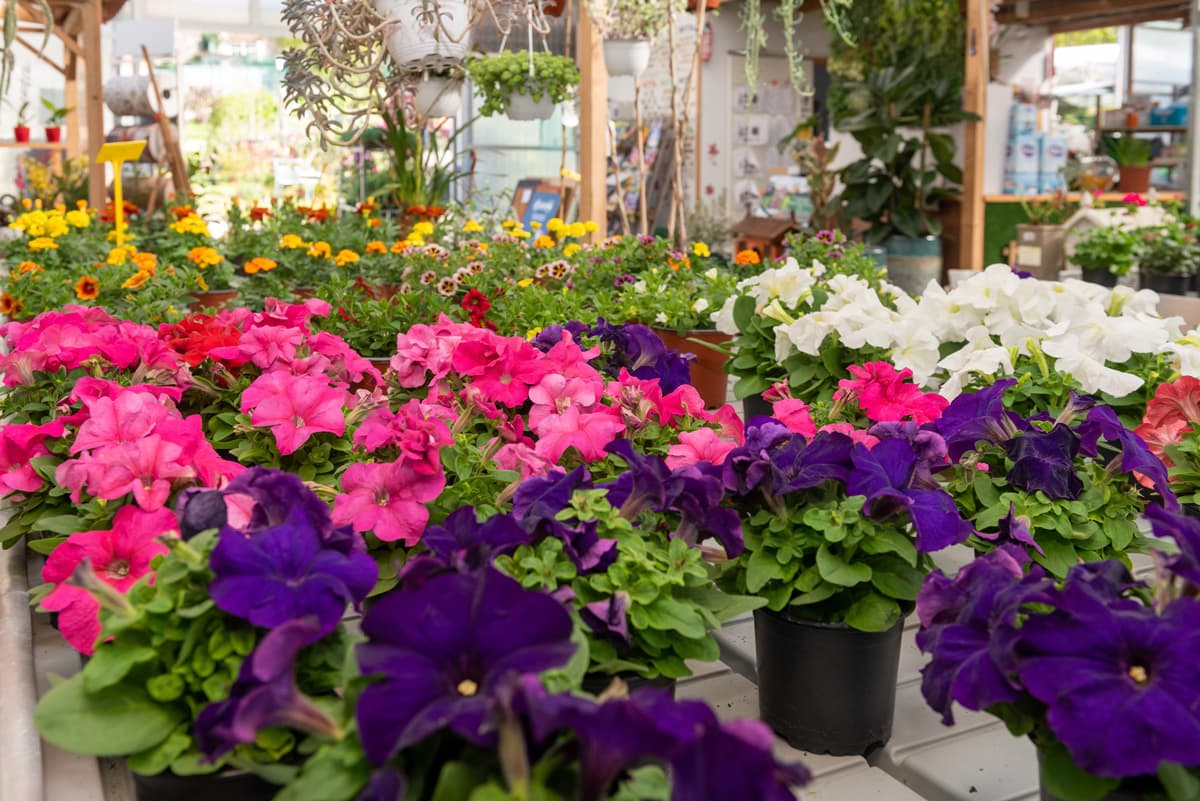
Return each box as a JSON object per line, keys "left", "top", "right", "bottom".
{"left": 64, "top": 43, "right": 79, "bottom": 161}
{"left": 81, "top": 0, "right": 104, "bottom": 210}
{"left": 997, "top": 0, "right": 1188, "bottom": 25}
{"left": 1049, "top": 9, "right": 1188, "bottom": 32}
{"left": 13, "top": 34, "right": 65, "bottom": 74}
{"left": 961, "top": 0, "right": 988, "bottom": 272}
{"left": 577, "top": 10, "right": 607, "bottom": 240}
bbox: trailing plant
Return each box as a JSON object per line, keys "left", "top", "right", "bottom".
{"left": 584, "top": 0, "right": 674, "bottom": 41}
{"left": 466, "top": 51, "right": 580, "bottom": 117}
{"left": 1, "top": 0, "right": 51, "bottom": 101}
{"left": 1020, "top": 191, "right": 1078, "bottom": 226}
{"left": 738, "top": 0, "right": 766, "bottom": 90}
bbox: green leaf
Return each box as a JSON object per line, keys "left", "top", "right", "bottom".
{"left": 746, "top": 548, "right": 783, "bottom": 593}
{"left": 83, "top": 643, "right": 158, "bottom": 692}
{"left": 844, "top": 592, "right": 901, "bottom": 632}
{"left": 35, "top": 673, "right": 184, "bottom": 756}
{"left": 1039, "top": 742, "right": 1120, "bottom": 801}
{"left": 273, "top": 739, "right": 370, "bottom": 801}
{"left": 26, "top": 535, "right": 67, "bottom": 555}
{"left": 127, "top": 731, "right": 191, "bottom": 776}
{"left": 816, "top": 544, "right": 872, "bottom": 587}
{"left": 869, "top": 559, "right": 925, "bottom": 601}
{"left": 33, "top": 514, "right": 86, "bottom": 535}
{"left": 639, "top": 597, "right": 707, "bottom": 639}
{"left": 431, "top": 761, "right": 489, "bottom": 801}
{"left": 1159, "top": 762, "right": 1200, "bottom": 801}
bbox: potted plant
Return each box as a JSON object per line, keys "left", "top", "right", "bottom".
{"left": 1105, "top": 135, "right": 1154, "bottom": 194}
{"left": 583, "top": 0, "right": 673, "bottom": 78}
{"left": 1016, "top": 192, "right": 1078, "bottom": 281}
{"left": 915, "top": 515, "right": 1200, "bottom": 801}
{"left": 717, "top": 409, "right": 974, "bottom": 754}
{"left": 34, "top": 470, "right": 378, "bottom": 800}
{"left": 1137, "top": 221, "right": 1200, "bottom": 295}
{"left": 466, "top": 51, "right": 580, "bottom": 121}
{"left": 828, "top": 0, "right": 972, "bottom": 296}
{"left": 12, "top": 100, "right": 30, "bottom": 143}
{"left": 41, "top": 97, "right": 70, "bottom": 143}
{"left": 375, "top": 0, "right": 474, "bottom": 72}
{"left": 1069, "top": 224, "right": 1140, "bottom": 287}
{"left": 412, "top": 67, "right": 465, "bottom": 119}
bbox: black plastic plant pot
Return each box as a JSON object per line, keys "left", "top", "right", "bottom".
{"left": 1138, "top": 272, "right": 1189, "bottom": 296}
{"left": 580, "top": 671, "right": 677, "bottom": 697}
{"left": 742, "top": 394, "right": 772, "bottom": 421}
{"left": 134, "top": 770, "right": 277, "bottom": 801}
{"left": 753, "top": 607, "right": 904, "bottom": 756}
{"left": 1080, "top": 267, "right": 1118, "bottom": 287}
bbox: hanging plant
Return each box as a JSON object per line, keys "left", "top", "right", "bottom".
{"left": 777, "top": 0, "right": 806, "bottom": 94}
{"left": 1, "top": 0, "right": 53, "bottom": 101}
{"left": 739, "top": 0, "right": 765, "bottom": 91}
{"left": 466, "top": 50, "right": 580, "bottom": 118}
{"left": 583, "top": 0, "right": 673, "bottom": 41}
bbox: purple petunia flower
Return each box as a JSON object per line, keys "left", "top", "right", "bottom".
{"left": 1013, "top": 585, "right": 1200, "bottom": 776}
{"left": 1143, "top": 504, "right": 1200, "bottom": 586}
{"left": 976, "top": 504, "right": 1044, "bottom": 556}
{"left": 586, "top": 319, "right": 693, "bottom": 392}
{"left": 769, "top": 431, "right": 857, "bottom": 495}
{"left": 560, "top": 518, "right": 619, "bottom": 574}
{"left": 209, "top": 504, "right": 377, "bottom": 633}
{"left": 422, "top": 506, "right": 529, "bottom": 571}
{"left": 721, "top": 418, "right": 795, "bottom": 495}
{"left": 670, "top": 717, "right": 812, "bottom": 801}
{"left": 1003, "top": 424, "right": 1083, "bottom": 500}
{"left": 355, "top": 768, "right": 407, "bottom": 801}
{"left": 580, "top": 592, "right": 631, "bottom": 647}
{"left": 195, "top": 617, "right": 340, "bottom": 759}
{"left": 512, "top": 466, "right": 593, "bottom": 537}
{"left": 847, "top": 439, "right": 974, "bottom": 553}
{"left": 934, "top": 379, "right": 1023, "bottom": 461}
{"left": 355, "top": 568, "right": 575, "bottom": 764}
{"left": 223, "top": 468, "right": 335, "bottom": 539}
{"left": 1076, "top": 406, "right": 1178, "bottom": 510}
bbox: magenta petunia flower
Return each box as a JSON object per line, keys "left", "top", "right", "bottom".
{"left": 533, "top": 406, "right": 627, "bottom": 463}
{"left": 452, "top": 333, "right": 550, "bottom": 407}
{"left": 241, "top": 372, "right": 348, "bottom": 456}
{"left": 0, "top": 419, "right": 63, "bottom": 494}
{"left": 331, "top": 461, "right": 445, "bottom": 544}
{"left": 40, "top": 506, "right": 178, "bottom": 653}
{"left": 837, "top": 362, "right": 948, "bottom": 424}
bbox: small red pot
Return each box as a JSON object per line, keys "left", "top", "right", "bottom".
{"left": 13, "top": 126, "right": 30, "bottom": 143}
{"left": 45, "top": 126, "right": 61, "bottom": 143}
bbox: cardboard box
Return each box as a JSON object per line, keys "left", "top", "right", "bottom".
{"left": 1010, "top": 103, "right": 1037, "bottom": 135}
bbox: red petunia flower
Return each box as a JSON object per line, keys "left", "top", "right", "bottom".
{"left": 159, "top": 314, "right": 246, "bottom": 368}
{"left": 461, "top": 288, "right": 492, "bottom": 316}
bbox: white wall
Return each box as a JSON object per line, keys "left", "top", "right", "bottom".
{"left": 983, "top": 24, "right": 1051, "bottom": 194}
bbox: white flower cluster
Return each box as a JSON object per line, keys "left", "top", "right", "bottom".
{"left": 715, "top": 260, "right": 1197, "bottom": 399}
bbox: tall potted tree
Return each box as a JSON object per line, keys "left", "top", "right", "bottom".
{"left": 828, "top": 0, "right": 971, "bottom": 296}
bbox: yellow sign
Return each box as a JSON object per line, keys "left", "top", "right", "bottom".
{"left": 95, "top": 141, "right": 148, "bottom": 240}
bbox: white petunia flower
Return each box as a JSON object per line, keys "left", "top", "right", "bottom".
{"left": 1042, "top": 337, "right": 1144, "bottom": 397}
{"left": 780, "top": 312, "right": 834, "bottom": 357}
{"left": 712, "top": 296, "right": 737, "bottom": 334}
{"left": 692, "top": 298, "right": 710, "bottom": 314}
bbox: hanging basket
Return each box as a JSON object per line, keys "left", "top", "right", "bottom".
{"left": 602, "top": 39, "right": 652, "bottom": 78}
{"left": 376, "top": 0, "right": 473, "bottom": 71}
{"left": 506, "top": 92, "right": 555, "bottom": 121}
{"left": 413, "top": 76, "right": 464, "bottom": 118}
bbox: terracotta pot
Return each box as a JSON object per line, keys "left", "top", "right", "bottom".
{"left": 188, "top": 289, "right": 239, "bottom": 312}
{"left": 13, "top": 126, "right": 30, "bottom": 143}
{"left": 1117, "top": 165, "right": 1152, "bottom": 194}
{"left": 44, "top": 126, "right": 61, "bottom": 143}
{"left": 366, "top": 356, "right": 393, "bottom": 372}
{"left": 651, "top": 327, "right": 731, "bottom": 408}
{"left": 543, "top": 0, "right": 566, "bottom": 15}
{"left": 372, "top": 283, "right": 402, "bottom": 299}
{"left": 687, "top": 0, "right": 720, "bottom": 9}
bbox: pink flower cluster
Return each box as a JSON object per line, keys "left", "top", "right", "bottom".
{"left": 333, "top": 400, "right": 455, "bottom": 543}
{"left": 0, "top": 307, "right": 182, "bottom": 387}
{"left": 835, "top": 362, "right": 948, "bottom": 424}
{"left": 55, "top": 381, "right": 242, "bottom": 510}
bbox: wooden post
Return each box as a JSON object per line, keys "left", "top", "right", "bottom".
{"left": 577, "top": 10, "right": 607, "bottom": 240}
{"left": 961, "top": 0, "right": 989, "bottom": 271}
{"left": 82, "top": 0, "right": 105, "bottom": 210}
{"left": 63, "top": 45, "right": 79, "bottom": 161}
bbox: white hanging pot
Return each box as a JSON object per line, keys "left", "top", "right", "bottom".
{"left": 413, "top": 76, "right": 463, "bottom": 118}
{"left": 377, "top": 0, "right": 473, "bottom": 71}
{"left": 506, "top": 92, "right": 555, "bottom": 121}
{"left": 602, "top": 38, "right": 652, "bottom": 77}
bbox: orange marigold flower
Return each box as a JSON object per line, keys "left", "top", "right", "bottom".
{"left": 17, "top": 261, "right": 41, "bottom": 274}
{"left": 74, "top": 275, "right": 100, "bottom": 300}
{"left": 249, "top": 205, "right": 271, "bottom": 222}
{"left": 334, "top": 249, "right": 360, "bottom": 267}
{"left": 170, "top": 205, "right": 194, "bottom": 220}
{"left": 122, "top": 271, "right": 151, "bottom": 290}
{"left": 244, "top": 257, "right": 278, "bottom": 274}
{"left": 734, "top": 249, "right": 762, "bottom": 266}
{"left": 188, "top": 246, "right": 222, "bottom": 269}
{"left": 391, "top": 241, "right": 410, "bottom": 254}
{"left": 308, "top": 241, "right": 332, "bottom": 259}
{"left": 365, "top": 240, "right": 388, "bottom": 254}
{"left": 367, "top": 218, "right": 382, "bottom": 228}
{"left": 131, "top": 252, "right": 158, "bottom": 274}
{"left": 533, "top": 235, "right": 556, "bottom": 249}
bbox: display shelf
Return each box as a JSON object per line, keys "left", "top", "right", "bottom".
{"left": 1099, "top": 125, "right": 1188, "bottom": 134}
{"left": 0, "top": 142, "right": 69, "bottom": 150}
{"left": 983, "top": 191, "right": 1185, "bottom": 203}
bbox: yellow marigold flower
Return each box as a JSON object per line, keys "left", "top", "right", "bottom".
{"left": 64, "top": 209, "right": 90, "bottom": 228}
{"left": 188, "top": 246, "right": 222, "bottom": 268}
{"left": 462, "top": 220, "right": 484, "bottom": 233}
{"left": 132, "top": 252, "right": 158, "bottom": 274}
{"left": 334, "top": 249, "right": 360, "bottom": 267}
{"left": 406, "top": 234, "right": 426, "bottom": 246}
{"left": 566, "top": 222, "right": 587, "bottom": 239}
{"left": 17, "top": 261, "right": 41, "bottom": 274}
{"left": 28, "top": 237, "right": 58, "bottom": 252}
{"left": 19, "top": 198, "right": 31, "bottom": 210}
{"left": 244, "top": 257, "right": 278, "bottom": 274}
{"left": 76, "top": 200, "right": 87, "bottom": 210}
{"left": 562, "top": 243, "right": 582, "bottom": 257}
{"left": 560, "top": 168, "right": 582, "bottom": 181}
{"left": 517, "top": 277, "right": 534, "bottom": 288}
{"left": 510, "top": 229, "right": 531, "bottom": 240}
{"left": 692, "top": 242, "right": 711, "bottom": 258}
{"left": 391, "top": 241, "right": 410, "bottom": 254}
{"left": 195, "top": 275, "right": 209, "bottom": 291}
{"left": 74, "top": 275, "right": 100, "bottom": 300}
{"left": 530, "top": 221, "right": 542, "bottom": 230}
{"left": 546, "top": 217, "right": 565, "bottom": 233}
{"left": 734, "top": 249, "right": 762, "bottom": 266}
{"left": 367, "top": 218, "right": 382, "bottom": 228}
{"left": 365, "top": 240, "right": 388, "bottom": 255}
{"left": 533, "top": 235, "right": 556, "bottom": 249}
{"left": 280, "top": 234, "right": 307, "bottom": 249}
{"left": 412, "top": 221, "right": 435, "bottom": 237}
{"left": 308, "top": 241, "right": 332, "bottom": 259}
{"left": 584, "top": 220, "right": 599, "bottom": 233}
{"left": 107, "top": 229, "right": 134, "bottom": 245}
{"left": 122, "top": 270, "right": 152, "bottom": 290}
{"left": 169, "top": 213, "right": 211, "bottom": 237}
{"left": 106, "top": 246, "right": 133, "bottom": 265}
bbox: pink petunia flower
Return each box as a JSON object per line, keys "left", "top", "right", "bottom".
{"left": 40, "top": 506, "right": 178, "bottom": 654}
{"left": 0, "top": 420, "right": 64, "bottom": 494}
{"left": 241, "top": 372, "right": 349, "bottom": 456}
{"left": 528, "top": 374, "right": 605, "bottom": 428}
{"left": 452, "top": 334, "right": 550, "bottom": 408}
{"left": 836, "top": 362, "right": 947, "bottom": 424}
{"left": 666, "top": 427, "right": 738, "bottom": 469}
{"left": 331, "top": 461, "right": 445, "bottom": 544}
{"left": 819, "top": 423, "right": 880, "bottom": 448}
{"left": 772, "top": 398, "right": 817, "bottom": 438}
{"left": 533, "top": 406, "right": 627, "bottom": 463}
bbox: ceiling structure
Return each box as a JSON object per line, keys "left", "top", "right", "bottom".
{"left": 995, "top": 0, "right": 1191, "bottom": 33}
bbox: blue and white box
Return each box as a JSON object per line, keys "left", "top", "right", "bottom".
{"left": 1039, "top": 135, "right": 1068, "bottom": 193}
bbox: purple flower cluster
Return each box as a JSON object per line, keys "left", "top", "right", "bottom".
{"left": 724, "top": 419, "right": 972, "bottom": 553}
{"left": 917, "top": 541, "right": 1200, "bottom": 778}
{"left": 353, "top": 566, "right": 810, "bottom": 801}
{"left": 532, "top": 319, "right": 693, "bottom": 392}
